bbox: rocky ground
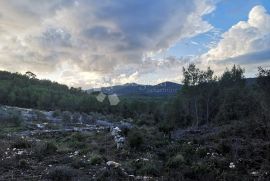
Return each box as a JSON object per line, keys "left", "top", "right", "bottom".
{"left": 0, "top": 106, "right": 136, "bottom": 180}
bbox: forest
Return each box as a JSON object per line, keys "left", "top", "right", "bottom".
{"left": 1, "top": 65, "right": 269, "bottom": 130}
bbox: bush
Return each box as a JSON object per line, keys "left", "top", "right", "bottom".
{"left": 71, "top": 132, "right": 86, "bottom": 142}
{"left": 52, "top": 110, "right": 61, "bottom": 117}
{"left": 183, "top": 162, "right": 213, "bottom": 180}
{"left": 72, "top": 158, "right": 88, "bottom": 169}
{"left": 166, "top": 154, "right": 185, "bottom": 168}
{"left": 2, "top": 110, "right": 23, "bottom": 127}
{"left": 196, "top": 147, "right": 208, "bottom": 158}
{"left": 12, "top": 138, "right": 31, "bottom": 149}
{"left": 132, "top": 159, "right": 162, "bottom": 177}
{"left": 217, "top": 140, "right": 231, "bottom": 155}
{"left": 127, "top": 129, "right": 144, "bottom": 149}
{"left": 137, "top": 162, "right": 160, "bottom": 176}
{"left": 47, "top": 166, "right": 80, "bottom": 181}
{"left": 18, "top": 159, "right": 28, "bottom": 168}
{"left": 96, "top": 167, "right": 128, "bottom": 181}
{"left": 89, "top": 153, "right": 103, "bottom": 165}
{"left": 181, "top": 143, "right": 195, "bottom": 158}
{"left": 62, "top": 111, "right": 71, "bottom": 123}
{"left": 72, "top": 112, "right": 81, "bottom": 122}
{"left": 34, "top": 141, "right": 57, "bottom": 156}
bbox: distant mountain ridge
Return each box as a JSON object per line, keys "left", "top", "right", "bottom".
{"left": 88, "top": 81, "right": 182, "bottom": 97}
{"left": 88, "top": 78, "right": 257, "bottom": 97}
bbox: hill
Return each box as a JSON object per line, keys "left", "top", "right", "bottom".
{"left": 88, "top": 81, "right": 182, "bottom": 97}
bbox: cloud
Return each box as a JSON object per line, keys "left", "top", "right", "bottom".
{"left": 218, "top": 49, "right": 270, "bottom": 65}
{"left": 0, "top": 0, "right": 215, "bottom": 88}
{"left": 202, "top": 5, "right": 270, "bottom": 64}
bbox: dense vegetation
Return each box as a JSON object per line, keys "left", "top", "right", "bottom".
{"left": 167, "top": 65, "right": 270, "bottom": 129}
{"left": 1, "top": 65, "right": 270, "bottom": 130}
{"left": 0, "top": 70, "right": 163, "bottom": 121}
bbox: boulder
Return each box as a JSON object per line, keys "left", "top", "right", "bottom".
{"left": 106, "top": 161, "right": 121, "bottom": 168}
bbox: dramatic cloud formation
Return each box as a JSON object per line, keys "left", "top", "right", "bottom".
{"left": 1, "top": 1, "right": 269, "bottom": 87}
{"left": 0, "top": 0, "right": 215, "bottom": 88}
{"left": 202, "top": 5, "right": 270, "bottom": 75}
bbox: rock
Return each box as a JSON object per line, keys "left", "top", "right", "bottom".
{"left": 36, "top": 124, "right": 44, "bottom": 129}
{"left": 135, "top": 158, "right": 149, "bottom": 162}
{"left": 17, "top": 150, "right": 24, "bottom": 155}
{"left": 118, "top": 121, "right": 133, "bottom": 130}
{"left": 251, "top": 171, "right": 259, "bottom": 176}
{"left": 111, "top": 127, "right": 121, "bottom": 136}
{"left": 229, "top": 162, "right": 236, "bottom": 169}
{"left": 135, "top": 176, "right": 153, "bottom": 181}
{"left": 96, "top": 120, "right": 114, "bottom": 128}
{"left": 111, "top": 127, "right": 126, "bottom": 149}
{"left": 106, "top": 161, "right": 121, "bottom": 168}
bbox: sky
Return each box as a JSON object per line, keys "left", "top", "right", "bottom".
{"left": 0, "top": 0, "right": 269, "bottom": 89}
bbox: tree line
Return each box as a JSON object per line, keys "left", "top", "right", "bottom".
{"left": 0, "top": 65, "right": 269, "bottom": 132}
{"left": 161, "top": 64, "right": 270, "bottom": 134}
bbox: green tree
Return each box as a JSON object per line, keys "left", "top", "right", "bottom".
{"left": 182, "top": 64, "right": 202, "bottom": 127}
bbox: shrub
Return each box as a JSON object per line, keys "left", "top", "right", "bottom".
{"left": 2, "top": 110, "right": 23, "bottom": 127}
{"left": 196, "top": 147, "right": 208, "bottom": 158}
{"left": 131, "top": 158, "right": 161, "bottom": 176}
{"left": 138, "top": 162, "right": 160, "bottom": 176}
{"left": 181, "top": 143, "right": 195, "bottom": 158}
{"left": 71, "top": 132, "right": 86, "bottom": 142}
{"left": 166, "top": 154, "right": 185, "bottom": 168}
{"left": 18, "top": 159, "right": 28, "bottom": 168}
{"left": 89, "top": 153, "right": 103, "bottom": 165}
{"left": 127, "top": 129, "right": 144, "bottom": 149}
{"left": 217, "top": 140, "right": 231, "bottom": 155}
{"left": 12, "top": 138, "right": 31, "bottom": 149}
{"left": 62, "top": 111, "right": 71, "bottom": 123}
{"left": 72, "top": 112, "right": 81, "bottom": 122}
{"left": 52, "top": 110, "right": 61, "bottom": 117}
{"left": 183, "top": 162, "right": 213, "bottom": 180}
{"left": 72, "top": 158, "right": 88, "bottom": 169}
{"left": 67, "top": 140, "right": 88, "bottom": 149}
{"left": 96, "top": 167, "right": 128, "bottom": 181}
{"left": 47, "top": 166, "right": 80, "bottom": 181}
{"left": 46, "top": 142, "right": 58, "bottom": 153}
{"left": 34, "top": 141, "right": 57, "bottom": 156}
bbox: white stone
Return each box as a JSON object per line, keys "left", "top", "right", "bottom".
{"left": 106, "top": 161, "right": 121, "bottom": 168}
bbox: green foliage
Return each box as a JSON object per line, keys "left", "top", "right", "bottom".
{"left": 257, "top": 67, "right": 270, "bottom": 119}
{"left": 11, "top": 138, "right": 31, "bottom": 149}
{"left": 18, "top": 159, "right": 28, "bottom": 168}
{"left": 0, "top": 109, "right": 23, "bottom": 129}
{"left": 89, "top": 153, "right": 104, "bottom": 165}
{"left": 127, "top": 128, "right": 144, "bottom": 149}
{"left": 71, "top": 158, "right": 89, "bottom": 169}
{"left": 166, "top": 154, "right": 185, "bottom": 168}
{"left": 33, "top": 141, "right": 57, "bottom": 156}
{"left": 137, "top": 162, "right": 160, "bottom": 176}
{"left": 0, "top": 70, "right": 101, "bottom": 112}
{"left": 0, "top": 70, "right": 169, "bottom": 122}
{"left": 220, "top": 65, "right": 245, "bottom": 87}
{"left": 131, "top": 159, "right": 161, "bottom": 176}
{"left": 215, "top": 87, "right": 258, "bottom": 122}
{"left": 52, "top": 110, "right": 61, "bottom": 117}
{"left": 180, "top": 64, "right": 218, "bottom": 127}
{"left": 47, "top": 166, "right": 80, "bottom": 181}
{"left": 71, "top": 132, "right": 87, "bottom": 142}
{"left": 167, "top": 64, "right": 267, "bottom": 128}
